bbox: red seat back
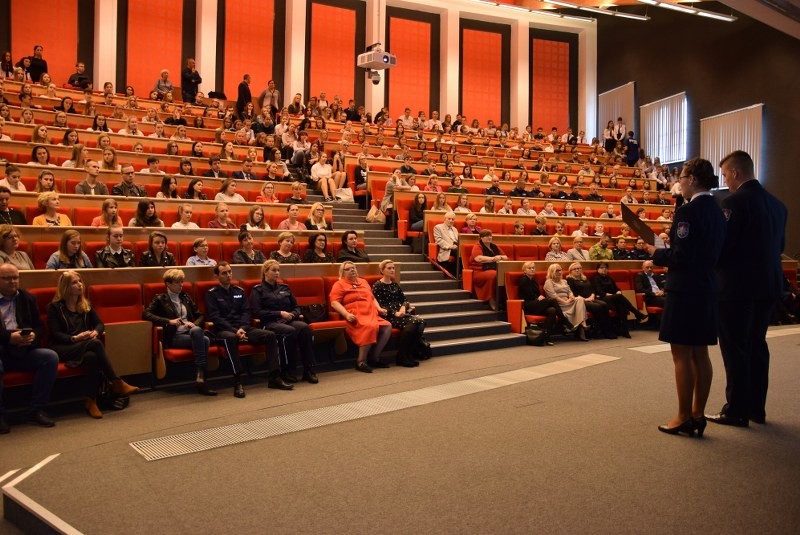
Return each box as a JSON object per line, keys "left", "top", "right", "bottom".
{"left": 88, "top": 284, "right": 143, "bottom": 323}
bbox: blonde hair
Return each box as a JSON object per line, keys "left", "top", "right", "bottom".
{"left": 338, "top": 260, "right": 356, "bottom": 278}
{"left": 277, "top": 231, "right": 294, "bottom": 245}
{"left": 546, "top": 263, "right": 562, "bottom": 281}
{"left": 521, "top": 261, "right": 536, "bottom": 271}
{"left": 378, "top": 259, "right": 394, "bottom": 272}
{"left": 260, "top": 259, "right": 280, "bottom": 280}
{"left": 567, "top": 262, "right": 586, "bottom": 281}
{"left": 306, "top": 202, "right": 328, "bottom": 228}
{"left": 52, "top": 271, "right": 91, "bottom": 313}
{"left": 163, "top": 269, "right": 185, "bottom": 283}
{"left": 36, "top": 191, "right": 59, "bottom": 212}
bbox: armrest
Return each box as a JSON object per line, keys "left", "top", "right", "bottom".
{"left": 506, "top": 299, "right": 525, "bottom": 333}
{"left": 462, "top": 268, "right": 474, "bottom": 292}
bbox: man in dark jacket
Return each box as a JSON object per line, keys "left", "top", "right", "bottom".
{"left": 0, "top": 264, "right": 59, "bottom": 432}
{"left": 204, "top": 262, "right": 292, "bottom": 395}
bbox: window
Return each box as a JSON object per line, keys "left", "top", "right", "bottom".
{"left": 639, "top": 92, "right": 687, "bottom": 165}
{"left": 700, "top": 104, "right": 763, "bottom": 187}
{"left": 598, "top": 82, "right": 635, "bottom": 138}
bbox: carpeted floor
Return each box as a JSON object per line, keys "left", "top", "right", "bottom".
{"left": 2, "top": 326, "right": 800, "bottom": 534}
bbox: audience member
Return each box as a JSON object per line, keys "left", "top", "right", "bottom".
{"left": 140, "top": 231, "right": 175, "bottom": 267}
{"left": 635, "top": 260, "right": 666, "bottom": 308}
{"left": 94, "top": 226, "right": 135, "bottom": 268}
{"left": 337, "top": 230, "right": 370, "bottom": 263}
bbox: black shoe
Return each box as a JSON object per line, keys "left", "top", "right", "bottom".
{"left": 0, "top": 415, "right": 9, "bottom": 434}
{"left": 658, "top": 419, "right": 695, "bottom": 436}
{"left": 303, "top": 370, "right": 319, "bottom": 384}
{"left": 268, "top": 378, "right": 294, "bottom": 390}
{"left": 750, "top": 415, "right": 766, "bottom": 425}
{"left": 197, "top": 382, "right": 218, "bottom": 396}
{"left": 28, "top": 410, "right": 55, "bottom": 428}
{"left": 694, "top": 416, "right": 707, "bottom": 438}
{"left": 282, "top": 371, "right": 299, "bottom": 384}
{"left": 706, "top": 412, "right": 749, "bottom": 427}
{"left": 233, "top": 383, "right": 246, "bottom": 398}
{"left": 355, "top": 362, "right": 373, "bottom": 373}
{"left": 367, "top": 360, "right": 390, "bottom": 368}
{"left": 636, "top": 312, "right": 649, "bottom": 323}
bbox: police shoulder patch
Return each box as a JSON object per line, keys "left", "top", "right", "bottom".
{"left": 676, "top": 222, "right": 689, "bottom": 239}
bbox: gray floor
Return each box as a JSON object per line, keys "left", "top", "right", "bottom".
{"left": 2, "top": 326, "right": 800, "bottom": 534}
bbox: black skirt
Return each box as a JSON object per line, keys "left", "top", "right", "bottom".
{"left": 658, "top": 290, "right": 718, "bottom": 346}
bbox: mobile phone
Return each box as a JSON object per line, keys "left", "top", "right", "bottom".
{"left": 19, "top": 328, "right": 33, "bottom": 336}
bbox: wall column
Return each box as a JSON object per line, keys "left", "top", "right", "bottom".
{"left": 94, "top": 0, "right": 118, "bottom": 90}
{"left": 285, "top": 0, "right": 307, "bottom": 101}
{"left": 363, "top": 0, "right": 387, "bottom": 114}
{"left": 195, "top": 0, "right": 217, "bottom": 97}
{"left": 510, "top": 18, "right": 529, "bottom": 130}
{"left": 439, "top": 7, "right": 460, "bottom": 117}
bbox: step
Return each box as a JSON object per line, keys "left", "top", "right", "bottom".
{"left": 424, "top": 321, "right": 511, "bottom": 342}
{"left": 368, "top": 253, "right": 425, "bottom": 263}
{"left": 400, "top": 270, "right": 447, "bottom": 281}
{"left": 400, "top": 279, "right": 460, "bottom": 292}
{"left": 360, "top": 230, "right": 396, "bottom": 238}
{"left": 332, "top": 208, "right": 369, "bottom": 217}
{"left": 365, "top": 245, "right": 412, "bottom": 255}
{"left": 404, "top": 289, "right": 473, "bottom": 303}
{"left": 396, "top": 261, "right": 438, "bottom": 272}
{"left": 334, "top": 214, "right": 370, "bottom": 223}
{"left": 341, "top": 222, "right": 387, "bottom": 231}
{"left": 431, "top": 333, "right": 525, "bottom": 357}
{"left": 422, "top": 310, "right": 501, "bottom": 328}
{"left": 413, "top": 299, "right": 488, "bottom": 314}
{"left": 364, "top": 237, "right": 404, "bottom": 246}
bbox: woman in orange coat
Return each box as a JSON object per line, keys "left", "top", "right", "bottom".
{"left": 468, "top": 229, "right": 508, "bottom": 310}
{"left": 329, "top": 261, "right": 392, "bottom": 373}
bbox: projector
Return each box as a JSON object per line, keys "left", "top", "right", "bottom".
{"left": 357, "top": 50, "right": 397, "bottom": 70}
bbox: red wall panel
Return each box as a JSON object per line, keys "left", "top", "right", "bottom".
{"left": 532, "top": 39, "right": 570, "bottom": 132}
{"left": 461, "top": 29, "right": 502, "bottom": 127}
{"left": 224, "top": 0, "right": 275, "bottom": 105}
{"left": 387, "top": 17, "right": 431, "bottom": 120}
{"left": 10, "top": 0, "right": 78, "bottom": 87}
{"left": 308, "top": 3, "right": 356, "bottom": 105}
{"left": 126, "top": 0, "right": 182, "bottom": 99}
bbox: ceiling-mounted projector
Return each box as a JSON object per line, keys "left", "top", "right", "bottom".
{"left": 357, "top": 50, "right": 397, "bottom": 70}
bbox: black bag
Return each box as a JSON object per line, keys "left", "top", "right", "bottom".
{"left": 414, "top": 336, "right": 432, "bottom": 360}
{"left": 301, "top": 303, "right": 328, "bottom": 324}
{"left": 525, "top": 324, "right": 547, "bottom": 346}
{"left": 97, "top": 372, "right": 130, "bottom": 411}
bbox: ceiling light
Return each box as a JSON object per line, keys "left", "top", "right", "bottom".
{"left": 614, "top": 12, "right": 650, "bottom": 20}
{"left": 547, "top": 1, "right": 578, "bottom": 7}
{"left": 696, "top": 9, "right": 736, "bottom": 21}
{"left": 580, "top": 6, "right": 611, "bottom": 15}
{"left": 658, "top": 2, "right": 696, "bottom": 14}
{"left": 499, "top": 3, "right": 532, "bottom": 11}
{"left": 531, "top": 9, "right": 565, "bottom": 18}
{"left": 637, "top": 0, "right": 658, "bottom": 5}
{"left": 561, "top": 14, "right": 595, "bottom": 22}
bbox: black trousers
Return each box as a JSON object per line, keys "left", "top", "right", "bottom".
{"left": 524, "top": 298, "right": 568, "bottom": 334}
{"left": 718, "top": 299, "right": 775, "bottom": 421}
{"left": 263, "top": 320, "right": 315, "bottom": 371}
{"left": 600, "top": 293, "right": 639, "bottom": 332}
{"left": 584, "top": 299, "right": 612, "bottom": 334}
{"left": 214, "top": 327, "right": 280, "bottom": 375}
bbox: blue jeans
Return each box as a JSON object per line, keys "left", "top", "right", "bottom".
{"left": 169, "top": 326, "right": 211, "bottom": 369}
{"left": 410, "top": 220, "right": 424, "bottom": 231}
{"left": 0, "top": 347, "right": 59, "bottom": 413}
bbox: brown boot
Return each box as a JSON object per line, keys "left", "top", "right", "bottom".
{"left": 85, "top": 399, "right": 103, "bottom": 419}
{"left": 112, "top": 379, "right": 139, "bottom": 396}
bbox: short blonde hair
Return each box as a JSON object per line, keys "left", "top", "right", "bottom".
{"left": 163, "top": 269, "right": 185, "bottom": 283}
{"left": 277, "top": 231, "right": 294, "bottom": 245}
{"left": 378, "top": 259, "right": 394, "bottom": 272}
{"left": 338, "top": 261, "right": 356, "bottom": 277}
{"left": 546, "top": 263, "right": 562, "bottom": 280}
{"left": 261, "top": 259, "right": 280, "bottom": 280}
{"left": 36, "top": 191, "right": 59, "bottom": 212}
{"left": 521, "top": 261, "right": 536, "bottom": 271}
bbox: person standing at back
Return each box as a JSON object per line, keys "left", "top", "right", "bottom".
{"left": 708, "top": 150, "right": 787, "bottom": 427}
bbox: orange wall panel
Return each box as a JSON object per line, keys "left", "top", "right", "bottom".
{"left": 224, "top": 0, "right": 275, "bottom": 104}
{"left": 532, "top": 39, "right": 570, "bottom": 132}
{"left": 387, "top": 17, "right": 431, "bottom": 119}
{"left": 461, "top": 29, "right": 502, "bottom": 127}
{"left": 308, "top": 3, "right": 356, "bottom": 105}
{"left": 126, "top": 0, "right": 182, "bottom": 98}
{"left": 10, "top": 0, "right": 78, "bottom": 86}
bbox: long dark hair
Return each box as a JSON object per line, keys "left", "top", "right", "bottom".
{"left": 159, "top": 176, "right": 178, "bottom": 198}
{"left": 133, "top": 200, "right": 161, "bottom": 227}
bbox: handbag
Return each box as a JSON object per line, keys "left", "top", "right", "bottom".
{"left": 335, "top": 187, "right": 354, "bottom": 203}
{"left": 301, "top": 303, "right": 328, "bottom": 324}
{"left": 525, "top": 324, "right": 547, "bottom": 346}
{"left": 366, "top": 204, "right": 386, "bottom": 224}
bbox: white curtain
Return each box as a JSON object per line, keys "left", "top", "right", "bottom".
{"left": 598, "top": 82, "right": 635, "bottom": 139}
{"left": 700, "top": 104, "right": 764, "bottom": 186}
{"left": 639, "top": 92, "right": 687, "bottom": 165}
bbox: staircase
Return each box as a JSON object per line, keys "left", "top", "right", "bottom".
{"left": 321, "top": 194, "right": 525, "bottom": 356}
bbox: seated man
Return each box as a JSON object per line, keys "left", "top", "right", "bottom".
{"left": 139, "top": 156, "right": 165, "bottom": 175}
{"left": 204, "top": 262, "right": 293, "bottom": 396}
{"left": 483, "top": 177, "right": 503, "bottom": 196}
{"left": 433, "top": 212, "right": 459, "bottom": 276}
{"left": 589, "top": 233, "right": 613, "bottom": 261}
{"left": 232, "top": 158, "right": 259, "bottom": 181}
{"left": 112, "top": 164, "right": 147, "bottom": 197}
{"left": 67, "top": 62, "right": 91, "bottom": 89}
{"left": 0, "top": 264, "right": 59, "bottom": 433}
{"left": 566, "top": 237, "right": 590, "bottom": 261}
{"left": 203, "top": 156, "right": 229, "bottom": 179}
{"left": 585, "top": 184, "right": 605, "bottom": 202}
{"left": 0, "top": 186, "right": 27, "bottom": 225}
{"left": 635, "top": 260, "right": 666, "bottom": 308}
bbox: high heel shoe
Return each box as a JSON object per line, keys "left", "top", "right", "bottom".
{"left": 575, "top": 325, "right": 589, "bottom": 342}
{"left": 693, "top": 416, "right": 707, "bottom": 438}
{"left": 658, "top": 419, "right": 695, "bottom": 436}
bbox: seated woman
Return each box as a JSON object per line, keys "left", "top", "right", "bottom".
{"left": 461, "top": 212, "right": 481, "bottom": 234}
{"left": 95, "top": 226, "right": 135, "bottom": 268}
{"left": 408, "top": 193, "right": 427, "bottom": 232}
{"left": 140, "top": 231, "right": 176, "bottom": 267}
{"left": 268, "top": 232, "right": 300, "bottom": 264}
{"left": 156, "top": 176, "right": 179, "bottom": 199}
{"left": 372, "top": 259, "right": 427, "bottom": 367}
{"left": 310, "top": 152, "right": 337, "bottom": 202}
{"left": 186, "top": 237, "right": 217, "bottom": 266}
{"left": 183, "top": 178, "right": 207, "bottom": 200}
{"left": 35, "top": 170, "right": 57, "bottom": 193}
{"left": 91, "top": 198, "right": 121, "bottom": 227}
{"left": 517, "top": 261, "right": 571, "bottom": 345}
{"left": 248, "top": 259, "right": 319, "bottom": 383}
{"left": 592, "top": 261, "right": 647, "bottom": 337}
{"left": 144, "top": 269, "right": 216, "bottom": 395}
{"left": 27, "top": 145, "right": 57, "bottom": 167}
{"left": 468, "top": 229, "right": 508, "bottom": 311}
{"left": 232, "top": 231, "right": 266, "bottom": 265}
{"left": 46, "top": 230, "right": 93, "bottom": 269}
{"left": 208, "top": 202, "right": 237, "bottom": 229}
{"left": 256, "top": 181, "right": 280, "bottom": 204}
{"left": 61, "top": 143, "right": 89, "bottom": 168}
{"left": 0, "top": 225, "right": 34, "bottom": 269}
{"left": 479, "top": 197, "right": 495, "bottom": 214}
{"left": 380, "top": 169, "right": 410, "bottom": 215}
{"left": 304, "top": 202, "right": 333, "bottom": 231}
{"left": 543, "top": 263, "right": 588, "bottom": 341}
{"left": 613, "top": 238, "right": 634, "bottom": 260}
{"left": 544, "top": 236, "right": 570, "bottom": 261}
{"left": 277, "top": 204, "right": 304, "bottom": 231}
{"left": 329, "top": 261, "right": 392, "bottom": 373}
{"left": 241, "top": 205, "right": 270, "bottom": 231}
{"left": 566, "top": 262, "right": 615, "bottom": 339}
{"left": 337, "top": 230, "right": 370, "bottom": 263}
{"left": 453, "top": 194, "right": 470, "bottom": 213}
{"left": 214, "top": 179, "right": 246, "bottom": 203}
{"left": 129, "top": 200, "right": 164, "bottom": 228}
{"left": 31, "top": 192, "right": 72, "bottom": 227}
{"left": 303, "top": 233, "right": 333, "bottom": 263}
{"left": 48, "top": 271, "right": 139, "bottom": 418}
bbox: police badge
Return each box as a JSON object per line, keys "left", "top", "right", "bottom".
{"left": 676, "top": 222, "right": 689, "bottom": 239}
